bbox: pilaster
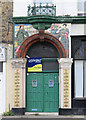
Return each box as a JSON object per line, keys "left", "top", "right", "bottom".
{"left": 58, "top": 58, "right": 73, "bottom": 109}
{"left": 11, "top": 58, "right": 27, "bottom": 110}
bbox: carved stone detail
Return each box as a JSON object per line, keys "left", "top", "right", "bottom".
{"left": 58, "top": 58, "right": 73, "bottom": 68}
{"left": 11, "top": 58, "right": 27, "bottom": 68}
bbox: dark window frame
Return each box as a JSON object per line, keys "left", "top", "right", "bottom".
{"left": 0, "top": 62, "right": 3, "bottom": 72}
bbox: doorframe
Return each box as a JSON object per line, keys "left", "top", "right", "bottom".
{"left": 26, "top": 58, "right": 59, "bottom": 113}
{"left": 26, "top": 72, "right": 59, "bottom": 113}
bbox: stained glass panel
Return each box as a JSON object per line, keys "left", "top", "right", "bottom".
{"left": 71, "top": 36, "right": 86, "bottom": 58}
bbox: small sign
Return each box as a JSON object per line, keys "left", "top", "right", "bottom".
{"left": 49, "top": 80, "right": 54, "bottom": 87}
{"left": 0, "top": 46, "right": 5, "bottom": 61}
{"left": 32, "top": 80, "right": 37, "bottom": 87}
{"left": 32, "top": 109, "right": 37, "bottom": 111}
{"left": 28, "top": 58, "right": 42, "bottom": 72}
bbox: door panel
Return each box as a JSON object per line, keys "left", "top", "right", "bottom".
{"left": 26, "top": 73, "right": 43, "bottom": 112}
{"left": 26, "top": 73, "right": 59, "bottom": 112}
{"left": 44, "top": 73, "right": 59, "bottom": 112}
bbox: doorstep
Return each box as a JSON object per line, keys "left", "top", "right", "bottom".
{"left": 25, "top": 112, "right": 58, "bottom": 116}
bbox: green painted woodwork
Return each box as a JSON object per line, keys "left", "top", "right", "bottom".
{"left": 33, "top": 23, "right": 51, "bottom": 30}
{"left": 13, "top": 15, "right": 86, "bottom": 31}
{"left": 13, "top": 15, "right": 86, "bottom": 25}
{"left": 26, "top": 73, "right": 43, "bottom": 112}
{"left": 26, "top": 72, "right": 59, "bottom": 112}
{"left": 43, "top": 73, "right": 59, "bottom": 112}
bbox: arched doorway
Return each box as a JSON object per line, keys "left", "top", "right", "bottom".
{"left": 17, "top": 33, "right": 66, "bottom": 58}
{"left": 17, "top": 33, "right": 66, "bottom": 113}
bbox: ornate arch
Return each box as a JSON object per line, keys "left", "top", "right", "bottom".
{"left": 17, "top": 33, "right": 66, "bottom": 58}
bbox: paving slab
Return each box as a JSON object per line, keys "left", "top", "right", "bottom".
{"left": 0, "top": 116, "right": 2, "bottom": 120}
{"left": 1, "top": 115, "right": 86, "bottom": 120}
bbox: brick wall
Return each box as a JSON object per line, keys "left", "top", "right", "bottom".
{"left": 1, "top": 1, "right": 13, "bottom": 44}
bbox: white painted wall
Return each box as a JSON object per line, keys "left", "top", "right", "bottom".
{"left": 33, "top": 0, "right": 52, "bottom": 4}
{"left": 0, "top": 62, "right": 6, "bottom": 115}
{"left": 13, "top": 0, "right": 78, "bottom": 17}
{"left": 71, "top": 24, "right": 86, "bottom": 35}
{"left": 54, "top": 0, "right": 78, "bottom": 16}
{"left": 13, "top": 0, "right": 33, "bottom": 17}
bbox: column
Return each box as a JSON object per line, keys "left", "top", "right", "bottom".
{"left": 11, "top": 58, "right": 27, "bottom": 115}
{"left": 58, "top": 58, "right": 73, "bottom": 109}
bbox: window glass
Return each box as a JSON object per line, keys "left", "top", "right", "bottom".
{"left": 75, "top": 61, "right": 83, "bottom": 97}
{"left": 42, "top": 61, "right": 59, "bottom": 71}
{"left": 0, "top": 62, "right": 3, "bottom": 72}
{"left": 71, "top": 37, "right": 86, "bottom": 59}
{"left": 84, "top": 61, "right": 86, "bottom": 97}
{"left": 78, "top": 0, "right": 84, "bottom": 11}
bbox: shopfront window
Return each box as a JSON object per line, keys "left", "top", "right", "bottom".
{"left": 72, "top": 36, "right": 86, "bottom": 98}
{"left": 75, "top": 60, "right": 86, "bottom": 98}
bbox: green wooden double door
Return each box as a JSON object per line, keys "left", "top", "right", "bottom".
{"left": 26, "top": 73, "right": 59, "bottom": 112}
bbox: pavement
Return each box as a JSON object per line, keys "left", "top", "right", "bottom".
{"left": 0, "top": 116, "right": 2, "bottom": 120}
{"left": 1, "top": 115, "right": 86, "bottom": 120}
